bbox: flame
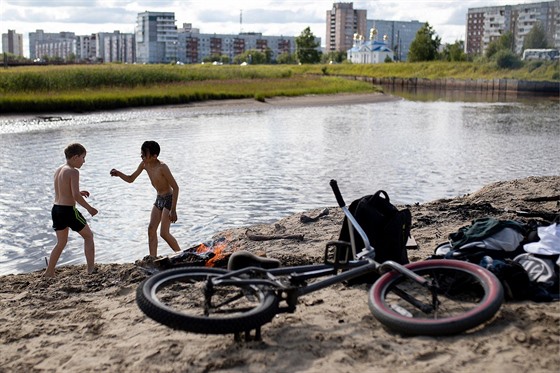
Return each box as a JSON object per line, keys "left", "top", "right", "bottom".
{"left": 194, "top": 239, "right": 229, "bottom": 267}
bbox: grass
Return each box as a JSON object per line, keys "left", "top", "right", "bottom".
{"left": 0, "top": 74, "right": 381, "bottom": 113}
{"left": 0, "top": 61, "right": 557, "bottom": 113}
{"left": 294, "top": 60, "right": 560, "bottom": 81}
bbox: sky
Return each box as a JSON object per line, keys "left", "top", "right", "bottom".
{"left": 1, "top": 0, "right": 549, "bottom": 57}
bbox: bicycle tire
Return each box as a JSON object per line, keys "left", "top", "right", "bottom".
{"left": 369, "top": 259, "right": 503, "bottom": 336}
{"left": 136, "top": 267, "right": 280, "bottom": 334}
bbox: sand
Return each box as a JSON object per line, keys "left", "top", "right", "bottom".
{"left": 1, "top": 174, "right": 558, "bottom": 373}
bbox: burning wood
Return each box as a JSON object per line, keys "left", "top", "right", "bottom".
{"left": 154, "top": 238, "right": 232, "bottom": 269}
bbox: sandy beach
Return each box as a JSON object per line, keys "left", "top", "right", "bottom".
{"left": 1, "top": 173, "right": 558, "bottom": 373}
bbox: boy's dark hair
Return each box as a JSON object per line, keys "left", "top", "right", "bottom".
{"left": 141, "top": 141, "right": 160, "bottom": 157}
{"left": 64, "top": 143, "right": 86, "bottom": 159}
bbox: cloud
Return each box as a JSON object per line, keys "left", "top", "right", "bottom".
{"left": 3, "top": 6, "right": 134, "bottom": 25}
{"left": 6, "top": 0, "right": 97, "bottom": 7}
{"left": 198, "top": 8, "right": 323, "bottom": 24}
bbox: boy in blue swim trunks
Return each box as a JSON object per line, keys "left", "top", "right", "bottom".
{"left": 110, "top": 141, "right": 181, "bottom": 257}
{"left": 45, "top": 143, "right": 98, "bottom": 278}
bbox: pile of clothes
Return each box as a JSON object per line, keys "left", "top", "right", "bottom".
{"left": 432, "top": 217, "right": 559, "bottom": 302}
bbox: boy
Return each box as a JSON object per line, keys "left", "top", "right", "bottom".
{"left": 110, "top": 141, "right": 181, "bottom": 257}
{"left": 45, "top": 143, "right": 98, "bottom": 278}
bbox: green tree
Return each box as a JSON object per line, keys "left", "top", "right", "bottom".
{"left": 408, "top": 22, "right": 441, "bottom": 62}
{"left": 321, "top": 51, "right": 346, "bottom": 64}
{"left": 276, "top": 52, "right": 297, "bottom": 64}
{"left": 440, "top": 40, "right": 467, "bottom": 62}
{"left": 485, "top": 31, "right": 514, "bottom": 59}
{"left": 233, "top": 50, "right": 267, "bottom": 65}
{"left": 523, "top": 22, "right": 551, "bottom": 51}
{"left": 296, "top": 27, "right": 321, "bottom": 64}
{"left": 494, "top": 49, "right": 522, "bottom": 69}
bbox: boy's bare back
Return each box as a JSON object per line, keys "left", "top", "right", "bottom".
{"left": 54, "top": 165, "right": 80, "bottom": 206}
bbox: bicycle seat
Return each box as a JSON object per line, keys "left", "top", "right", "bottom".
{"left": 227, "top": 250, "right": 281, "bottom": 271}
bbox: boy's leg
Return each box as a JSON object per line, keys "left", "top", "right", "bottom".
{"left": 148, "top": 206, "right": 163, "bottom": 257}
{"left": 160, "top": 208, "right": 181, "bottom": 252}
{"left": 78, "top": 224, "right": 95, "bottom": 274}
{"left": 44, "top": 228, "right": 69, "bottom": 277}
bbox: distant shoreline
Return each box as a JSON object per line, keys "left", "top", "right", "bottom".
{"left": 0, "top": 92, "right": 400, "bottom": 120}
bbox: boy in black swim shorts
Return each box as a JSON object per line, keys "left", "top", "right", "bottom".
{"left": 110, "top": 141, "right": 181, "bottom": 257}
{"left": 45, "top": 143, "right": 98, "bottom": 278}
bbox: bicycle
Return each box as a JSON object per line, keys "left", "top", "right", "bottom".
{"left": 136, "top": 180, "right": 504, "bottom": 338}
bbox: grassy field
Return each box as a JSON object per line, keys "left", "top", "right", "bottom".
{"left": 0, "top": 61, "right": 557, "bottom": 113}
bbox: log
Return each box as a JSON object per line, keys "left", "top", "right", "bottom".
{"left": 524, "top": 195, "right": 560, "bottom": 202}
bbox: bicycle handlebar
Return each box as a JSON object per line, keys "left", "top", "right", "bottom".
{"left": 329, "top": 179, "right": 346, "bottom": 207}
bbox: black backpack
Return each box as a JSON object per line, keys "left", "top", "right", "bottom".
{"left": 338, "top": 190, "right": 412, "bottom": 265}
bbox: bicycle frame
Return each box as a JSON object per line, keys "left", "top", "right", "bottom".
{"left": 207, "top": 180, "right": 434, "bottom": 315}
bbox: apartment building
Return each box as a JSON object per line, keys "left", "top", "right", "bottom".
{"left": 98, "top": 32, "right": 135, "bottom": 63}
{"left": 366, "top": 20, "right": 423, "bottom": 61}
{"left": 135, "top": 11, "right": 178, "bottom": 64}
{"left": 326, "top": 2, "right": 367, "bottom": 53}
{"left": 466, "top": 1, "right": 559, "bottom": 55}
{"left": 177, "top": 23, "right": 300, "bottom": 63}
{"left": 2, "top": 30, "right": 24, "bottom": 57}
{"left": 29, "top": 30, "right": 76, "bottom": 60}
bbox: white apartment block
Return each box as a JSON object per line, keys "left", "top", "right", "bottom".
{"left": 135, "top": 11, "right": 178, "bottom": 64}
{"left": 2, "top": 30, "right": 24, "bottom": 57}
{"left": 466, "top": 1, "right": 559, "bottom": 55}
{"left": 99, "top": 32, "right": 135, "bottom": 63}
{"left": 29, "top": 30, "right": 76, "bottom": 60}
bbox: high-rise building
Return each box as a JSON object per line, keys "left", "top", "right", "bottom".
{"left": 366, "top": 20, "right": 423, "bottom": 61}
{"left": 2, "top": 30, "right": 24, "bottom": 57}
{"left": 466, "top": 1, "right": 559, "bottom": 55}
{"left": 177, "top": 23, "right": 303, "bottom": 64}
{"left": 135, "top": 11, "right": 177, "bottom": 63}
{"left": 326, "top": 2, "right": 367, "bottom": 53}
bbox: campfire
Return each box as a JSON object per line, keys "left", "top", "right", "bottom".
{"left": 154, "top": 237, "right": 235, "bottom": 269}
{"left": 193, "top": 237, "right": 231, "bottom": 267}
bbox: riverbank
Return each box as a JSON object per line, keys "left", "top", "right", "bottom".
{"left": 1, "top": 62, "right": 558, "bottom": 114}
{"left": 1, "top": 175, "right": 558, "bottom": 373}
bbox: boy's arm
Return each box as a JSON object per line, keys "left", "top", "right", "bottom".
{"left": 163, "top": 165, "right": 180, "bottom": 222}
{"left": 70, "top": 169, "right": 98, "bottom": 216}
{"left": 110, "top": 162, "right": 144, "bottom": 183}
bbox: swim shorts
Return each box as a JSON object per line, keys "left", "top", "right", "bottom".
{"left": 52, "top": 205, "right": 87, "bottom": 232}
{"left": 154, "top": 193, "right": 173, "bottom": 211}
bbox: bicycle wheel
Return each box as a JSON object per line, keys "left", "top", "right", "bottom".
{"left": 136, "top": 267, "right": 280, "bottom": 334}
{"left": 369, "top": 259, "right": 503, "bottom": 336}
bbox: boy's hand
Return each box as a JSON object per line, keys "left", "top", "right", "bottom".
{"left": 80, "top": 191, "right": 90, "bottom": 198}
{"left": 169, "top": 210, "right": 178, "bottom": 223}
{"left": 110, "top": 169, "right": 119, "bottom": 177}
{"left": 88, "top": 207, "right": 98, "bottom": 217}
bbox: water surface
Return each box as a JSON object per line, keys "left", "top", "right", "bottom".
{"left": 1, "top": 93, "right": 558, "bottom": 275}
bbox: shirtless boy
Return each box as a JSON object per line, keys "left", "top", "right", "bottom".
{"left": 45, "top": 143, "right": 98, "bottom": 278}
{"left": 110, "top": 141, "right": 181, "bottom": 257}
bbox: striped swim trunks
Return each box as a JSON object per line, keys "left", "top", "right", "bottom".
{"left": 52, "top": 205, "right": 87, "bottom": 232}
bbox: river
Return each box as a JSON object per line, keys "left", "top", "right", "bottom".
{"left": 0, "top": 91, "right": 558, "bottom": 275}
